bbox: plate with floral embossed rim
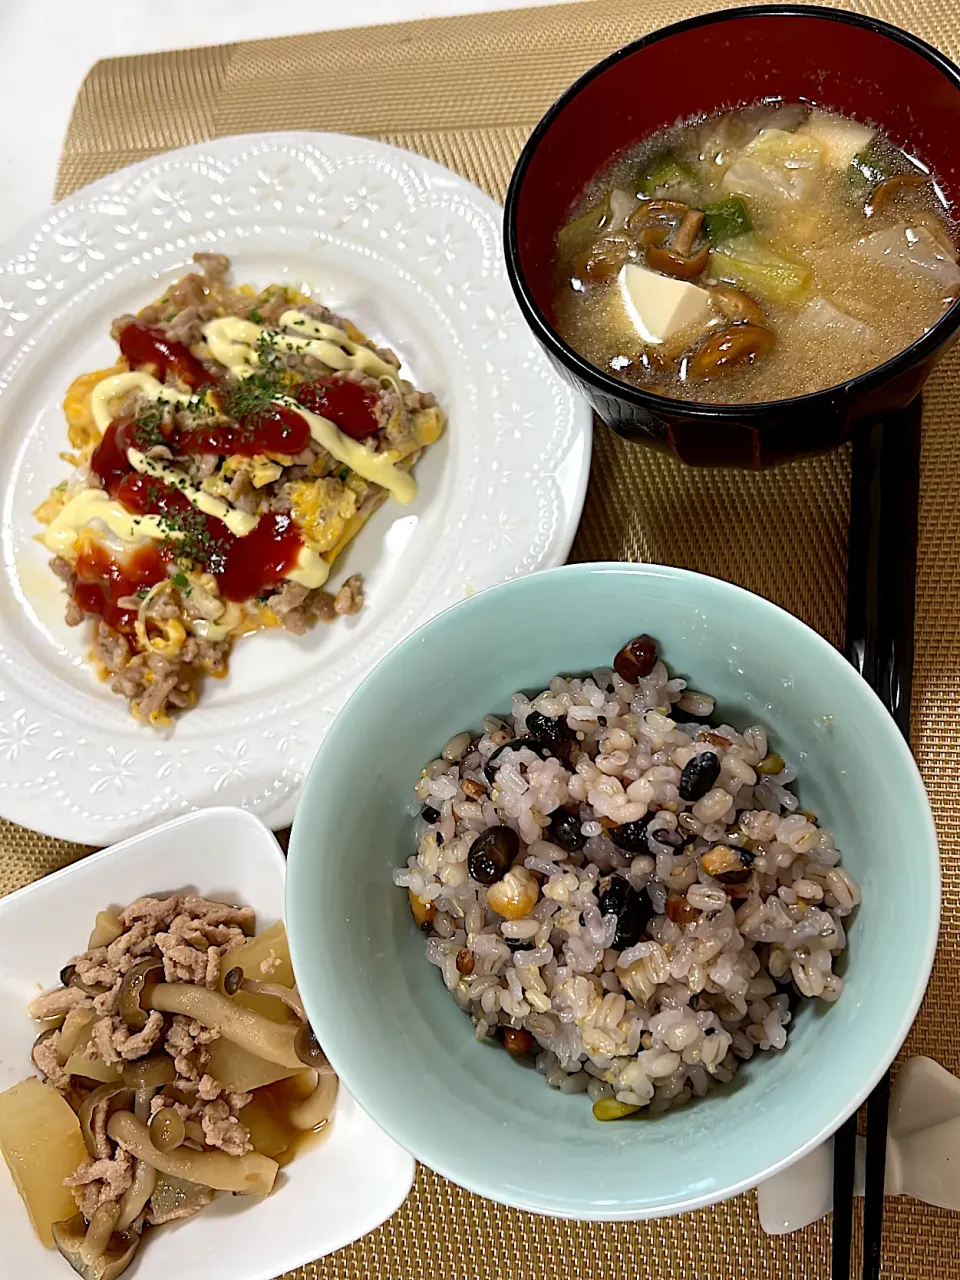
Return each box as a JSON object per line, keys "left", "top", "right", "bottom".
{"left": 0, "top": 132, "right": 591, "bottom": 843}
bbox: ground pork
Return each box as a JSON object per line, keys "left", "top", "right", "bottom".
{"left": 92, "top": 982, "right": 121, "bottom": 1016}
{"left": 72, "top": 895, "right": 248, "bottom": 1012}
{"left": 165, "top": 1015, "right": 219, "bottom": 1081}
{"left": 31, "top": 1030, "right": 70, "bottom": 1092}
{"left": 120, "top": 895, "right": 182, "bottom": 931}
{"left": 198, "top": 1073, "right": 223, "bottom": 1102}
{"left": 115, "top": 1011, "right": 166, "bottom": 1060}
{"left": 74, "top": 948, "right": 119, "bottom": 988}
{"left": 165, "top": 304, "right": 206, "bottom": 346}
{"left": 135, "top": 667, "right": 192, "bottom": 720}
{"left": 106, "top": 621, "right": 243, "bottom": 713}
{"left": 178, "top": 635, "right": 229, "bottom": 670}
{"left": 193, "top": 251, "right": 230, "bottom": 281}
{"left": 233, "top": 284, "right": 286, "bottom": 325}
{"left": 166, "top": 272, "right": 210, "bottom": 312}
{"left": 27, "top": 986, "right": 91, "bottom": 1020}
{"left": 65, "top": 1150, "right": 134, "bottom": 1217}
{"left": 105, "top": 918, "right": 160, "bottom": 970}
{"left": 405, "top": 389, "right": 438, "bottom": 413}
{"left": 288, "top": 444, "right": 318, "bottom": 467}
{"left": 286, "top": 591, "right": 337, "bottom": 633}
{"left": 146, "top": 593, "right": 183, "bottom": 621}
{"left": 267, "top": 489, "right": 294, "bottom": 513}
{"left": 227, "top": 468, "right": 258, "bottom": 513}
{"left": 109, "top": 313, "right": 137, "bottom": 343}
{"left": 267, "top": 577, "right": 366, "bottom": 631}
{"left": 266, "top": 582, "right": 309, "bottom": 618}
{"left": 90, "top": 1010, "right": 165, "bottom": 1065}
{"left": 193, "top": 451, "right": 220, "bottom": 479}
{"left": 181, "top": 895, "right": 255, "bottom": 933}
{"left": 160, "top": 941, "right": 220, "bottom": 987}
{"left": 200, "top": 1099, "right": 252, "bottom": 1156}
{"left": 154, "top": 899, "right": 250, "bottom": 986}
{"left": 49, "top": 555, "right": 76, "bottom": 588}
{"left": 334, "top": 574, "right": 365, "bottom": 616}
{"left": 93, "top": 621, "right": 131, "bottom": 674}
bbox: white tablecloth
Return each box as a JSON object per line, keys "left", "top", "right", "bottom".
{"left": 0, "top": 0, "right": 570, "bottom": 244}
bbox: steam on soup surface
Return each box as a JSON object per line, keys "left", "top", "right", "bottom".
{"left": 553, "top": 103, "right": 960, "bottom": 404}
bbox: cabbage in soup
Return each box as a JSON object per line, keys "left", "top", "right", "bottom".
{"left": 553, "top": 103, "right": 960, "bottom": 404}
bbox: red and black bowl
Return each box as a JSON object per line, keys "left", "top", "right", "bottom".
{"left": 504, "top": 5, "right": 960, "bottom": 468}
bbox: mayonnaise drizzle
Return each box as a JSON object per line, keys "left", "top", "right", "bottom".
{"left": 276, "top": 310, "right": 399, "bottom": 381}
{"left": 42, "top": 489, "right": 182, "bottom": 557}
{"left": 285, "top": 545, "right": 331, "bottom": 590}
{"left": 90, "top": 371, "right": 198, "bottom": 434}
{"left": 201, "top": 314, "right": 416, "bottom": 503}
{"left": 202, "top": 318, "right": 261, "bottom": 376}
{"left": 278, "top": 400, "right": 417, "bottom": 503}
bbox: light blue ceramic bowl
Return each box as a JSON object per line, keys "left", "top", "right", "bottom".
{"left": 287, "top": 563, "right": 939, "bottom": 1219}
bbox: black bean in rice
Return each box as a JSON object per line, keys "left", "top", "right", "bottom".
{"left": 393, "top": 636, "right": 859, "bottom": 1117}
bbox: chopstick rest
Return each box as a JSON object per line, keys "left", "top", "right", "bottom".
{"left": 756, "top": 1057, "right": 960, "bottom": 1233}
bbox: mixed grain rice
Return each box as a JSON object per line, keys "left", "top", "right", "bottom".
{"left": 394, "top": 638, "right": 859, "bottom": 1115}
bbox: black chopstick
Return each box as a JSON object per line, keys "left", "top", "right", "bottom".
{"left": 832, "top": 1114, "right": 858, "bottom": 1279}
{"left": 838, "top": 401, "right": 922, "bottom": 1280}
{"left": 862, "top": 1072, "right": 892, "bottom": 1280}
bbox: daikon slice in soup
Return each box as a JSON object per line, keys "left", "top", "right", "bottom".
{"left": 553, "top": 102, "right": 960, "bottom": 404}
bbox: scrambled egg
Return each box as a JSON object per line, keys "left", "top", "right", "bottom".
{"left": 63, "top": 365, "right": 125, "bottom": 449}
{"left": 289, "top": 477, "right": 360, "bottom": 552}
{"left": 413, "top": 406, "right": 445, "bottom": 448}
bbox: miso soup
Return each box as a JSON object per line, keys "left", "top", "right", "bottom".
{"left": 553, "top": 102, "right": 960, "bottom": 404}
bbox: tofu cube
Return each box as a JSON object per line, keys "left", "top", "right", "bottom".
{"left": 617, "top": 262, "right": 714, "bottom": 345}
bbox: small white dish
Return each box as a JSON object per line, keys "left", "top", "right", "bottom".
{"left": 0, "top": 131, "right": 591, "bottom": 843}
{"left": 0, "top": 806, "right": 415, "bottom": 1280}
{"left": 757, "top": 1056, "right": 960, "bottom": 1233}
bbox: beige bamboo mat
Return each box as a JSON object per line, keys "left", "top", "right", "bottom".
{"left": 1, "top": 0, "right": 956, "bottom": 1275}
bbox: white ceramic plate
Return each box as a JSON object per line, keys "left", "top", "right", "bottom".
{"left": 0, "top": 132, "right": 591, "bottom": 842}
{"left": 0, "top": 807, "right": 415, "bottom": 1279}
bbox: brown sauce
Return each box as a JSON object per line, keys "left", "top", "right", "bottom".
{"left": 241, "top": 1072, "right": 331, "bottom": 1168}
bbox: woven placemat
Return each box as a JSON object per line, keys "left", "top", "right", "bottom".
{"left": 3, "top": 0, "right": 955, "bottom": 1275}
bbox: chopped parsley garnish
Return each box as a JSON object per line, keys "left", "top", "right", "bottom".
{"left": 159, "top": 508, "right": 232, "bottom": 570}
{"left": 131, "top": 403, "right": 169, "bottom": 448}
{"left": 140, "top": 479, "right": 231, "bottom": 569}
{"left": 135, "top": 586, "right": 151, "bottom": 599}
{"left": 171, "top": 572, "right": 192, "bottom": 595}
{"left": 221, "top": 369, "right": 285, "bottom": 423}
{"left": 255, "top": 329, "right": 286, "bottom": 372}
{"left": 182, "top": 394, "right": 216, "bottom": 419}
{"left": 336, "top": 466, "right": 350, "bottom": 481}
{"left": 248, "top": 308, "right": 265, "bottom": 324}
{"left": 133, "top": 394, "right": 214, "bottom": 446}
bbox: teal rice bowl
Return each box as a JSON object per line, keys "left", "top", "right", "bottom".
{"left": 287, "top": 562, "right": 939, "bottom": 1219}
